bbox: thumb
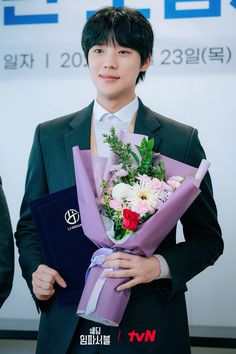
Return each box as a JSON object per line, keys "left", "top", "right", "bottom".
{"left": 54, "top": 272, "right": 67, "bottom": 288}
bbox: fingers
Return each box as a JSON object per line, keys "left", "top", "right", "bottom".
{"left": 32, "top": 276, "right": 55, "bottom": 300}
{"left": 35, "top": 278, "right": 54, "bottom": 291}
{"left": 102, "top": 252, "right": 138, "bottom": 269}
{"left": 102, "top": 254, "right": 161, "bottom": 291}
{"left": 104, "top": 269, "right": 133, "bottom": 279}
{"left": 117, "top": 278, "right": 139, "bottom": 291}
{"left": 32, "top": 264, "right": 67, "bottom": 301}
{"left": 38, "top": 264, "right": 67, "bottom": 288}
{"left": 104, "top": 251, "right": 134, "bottom": 261}
{"left": 102, "top": 259, "right": 132, "bottom": 269}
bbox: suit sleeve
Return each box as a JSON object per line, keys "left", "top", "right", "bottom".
{"left": 0, "top": 178, "right": 14, "bottom": 308}
{"left": 159, "top": 129, "right": 223, "bottom": 297}
{"left": 15, "top": 125, "right": 52, "bottom": 310}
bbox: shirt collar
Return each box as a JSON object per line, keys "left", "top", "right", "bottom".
{"left": 93, "top": 96, "right": 139, "bottom": 124}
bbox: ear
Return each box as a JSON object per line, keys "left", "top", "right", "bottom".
{"left": 140, "top": 55, "right": 151, "bottom": 72}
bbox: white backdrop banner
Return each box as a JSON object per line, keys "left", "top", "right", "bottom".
{"left": 0, "top": 0, "right": 235, "bottom": 77}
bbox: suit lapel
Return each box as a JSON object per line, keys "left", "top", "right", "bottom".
{"left": 64, "top": 101, "right": 94, "bottom": 185}
{"left": 134, "top": 98, "right": 162, "bottom": 152}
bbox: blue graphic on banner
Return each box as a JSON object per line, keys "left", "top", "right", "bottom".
{"left": 230, "top": 0, "right": 236, "bottom": 8}
{"left": 3, "top": 0, "right": 58, "bottom": 25}
{"left": 165, "top": 0, "right": 221, "bottom": 18}
{"left": 86, "top": 0, "right": 150, "bottom": 19}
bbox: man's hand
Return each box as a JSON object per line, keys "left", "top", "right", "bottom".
{"left": 32, "top": 264, "right": 67, "bottom": 301}
{"left": 102, "top": 252, "right": 161, "bottom": 291}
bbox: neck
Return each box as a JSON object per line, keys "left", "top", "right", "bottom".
{"left": 96, "top": 93, "right": 136, "bottom": 113}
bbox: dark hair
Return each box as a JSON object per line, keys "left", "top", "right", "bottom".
{"left": 81, "top": 7, "right": 154, "bottom": 84}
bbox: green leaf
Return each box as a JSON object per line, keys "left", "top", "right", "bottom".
{"left": 130, "top": 151, "right": 140, "bottom": 166}
{"left": 148, "top": 138, "right": 155, "bottom": 150}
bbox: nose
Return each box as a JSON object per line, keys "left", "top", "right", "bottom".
{"left": 103, "top": 52, "right": 118, "bottom": 69}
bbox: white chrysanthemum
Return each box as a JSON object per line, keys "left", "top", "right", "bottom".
{"left": 112, "top": 183, "right": 132, "bottom": 201}
{"left": 126, "top": 181, "right": 161, "bottom": 212}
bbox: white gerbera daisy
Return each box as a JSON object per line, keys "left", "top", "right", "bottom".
{"left": 126, "top": 180, "right": 161, "bottom": 213}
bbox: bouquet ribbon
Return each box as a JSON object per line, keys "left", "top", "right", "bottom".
{"left": 84, "top": 248, "right": 114, "bottom": 315}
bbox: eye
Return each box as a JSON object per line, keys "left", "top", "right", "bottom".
{"left": 119, "top": 50, "right": 131, "bottom": 55}
{"left": 94, "top": 48, "right": 103, "bottom": 54}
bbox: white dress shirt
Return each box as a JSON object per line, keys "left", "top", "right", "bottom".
{"left": 92, "top": 98, "right": 171, "bottom": 279}
{"left": 93, "top": 97, "right": 139, "bottom": 158}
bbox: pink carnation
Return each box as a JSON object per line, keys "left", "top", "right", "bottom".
{"left": 167, "top": 176, "right": 183, "bottom": 190}
{"left": 161, "top": 181, "right": 173, "bottom": 191}
{"left": 167, "top": 180, "right": 181, "bottom": 190}
{"left": 109, "top": 199, "right": 122, "bottom": 211}
{"left": 137, "top": 174, "right": 152, "bottom": 184}
{"left": 151, "top": 178, "right": 162, "bottom": 189}
{"left": 132, "top": 201, "right": 153, "bottom": 216}
{"left": 115, "top": 169, "right": 128, "bottom": 178}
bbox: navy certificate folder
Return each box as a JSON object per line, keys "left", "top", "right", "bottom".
{"left": 30, "top": 186, "right": 97, "bottom": 306}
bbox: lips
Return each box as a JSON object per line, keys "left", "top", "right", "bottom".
{"left": 99, "top": 74, "right": 120, "bottom": 80}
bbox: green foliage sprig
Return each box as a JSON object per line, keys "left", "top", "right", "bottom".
{"left": 103, "top": 127, "right": 133, "bottom": 171}
{"left": 103, "top": 127, "right": 165, "bottom": 182}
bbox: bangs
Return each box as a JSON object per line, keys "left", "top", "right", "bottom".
{"left": 88, "top": 21, "right": 135, "bottom": 50}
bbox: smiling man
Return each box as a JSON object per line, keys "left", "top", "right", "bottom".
{"left": 15, "top": 7, "right": 223, "bottom": 354}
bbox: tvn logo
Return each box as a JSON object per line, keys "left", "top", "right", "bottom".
{"left": 128, "top": 329, "right": 157, "bottom": 343}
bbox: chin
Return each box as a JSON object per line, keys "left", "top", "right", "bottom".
{"left": 100, "top": 90, "right": 122, "bottom": 100}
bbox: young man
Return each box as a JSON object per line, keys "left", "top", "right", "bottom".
{"left": 0, "top": 177, "right": 14, "bottom": 308}
{"left": 15, "top": 7, "right": 223, "bottom": 354}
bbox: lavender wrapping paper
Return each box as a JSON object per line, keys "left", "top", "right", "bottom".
{"left": 77, "top": 248, "right": 130, "bottom": 326}
{"left": 72, "top": 133, "right": 210, "bottom": 326}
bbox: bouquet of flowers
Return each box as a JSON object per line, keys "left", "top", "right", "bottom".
{"left": 72, "top": 128, "right": 209, "bottom": 326}
{"left": 100, "top": 127, "right": 185, "bottom": 243}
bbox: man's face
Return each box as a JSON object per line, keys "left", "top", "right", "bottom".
{"left": 88, "top": 43, "right": 150, "bottom": 106}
